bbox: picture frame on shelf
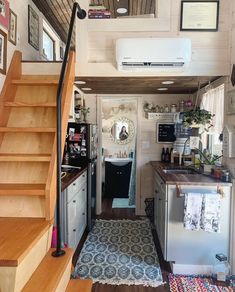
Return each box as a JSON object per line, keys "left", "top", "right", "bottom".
{"left": 180, "top": 1, "right": 219, "bottom": 31}
{"left": 0, "top": 28, "right": 7, "bottom": 74}
{"left": 0, "top": 0, "right": 9, "bottom": 29}
{"left": 28, "top": 5, "right": 39, "bottom": 50}
{"left": 227, "top": 89, "right": 235, "bottom": 115}
{"left": 8, "top": 9, "right": 17, "bottom": 45}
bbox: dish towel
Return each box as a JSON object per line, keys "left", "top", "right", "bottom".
{"left": 201, "top": 193, "right": 221, "bottom": 233}
{"left": 184, "top": 193, "right": 203, "bottom": 231}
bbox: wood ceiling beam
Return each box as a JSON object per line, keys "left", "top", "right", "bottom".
{"left": 32, "top": 0, "right": 68, "bottom": 43}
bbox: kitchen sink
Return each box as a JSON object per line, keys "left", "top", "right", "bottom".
{"left": 162, "top": 168, "right": 198, "bottom": 174}
{"left": 105, "top": 157, "right": 132, "bottom": 166}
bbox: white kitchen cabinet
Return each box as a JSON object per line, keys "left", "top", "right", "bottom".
{"left": 153, "top": 168, "right": 232, "bottom": 274}
{"left": 166, "top": 184, "right": 231, "bottom": 273}
{"left": 62, "top": 171, "right": 87, "bottom": 249}
{"left": 154, "top": 171, "right": 167, "bottom": 258}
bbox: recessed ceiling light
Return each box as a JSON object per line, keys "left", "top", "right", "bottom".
{"left": 75, "top": 80, "right": 86, "bottom": 84}
{"left": 117, "top": 8, "right": 128, "bottom": 14}
{"left": 157, "top": 88, "right": 168, "bottom": 91}
{"left": 81, "top": 87, "right": 92, "bottom": 91}
{"left": 161, "top": 80, "right": 174, "bottom": 85}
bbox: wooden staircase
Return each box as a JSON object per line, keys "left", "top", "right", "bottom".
{"left": 0, "top": 51, "right": 92, "bottom": 291}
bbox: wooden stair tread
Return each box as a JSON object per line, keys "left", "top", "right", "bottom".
{"left": 4, "top": 101, "right": 56, "bottom": 107}
{"left": 0, "top": 127, "right": 56, "bottom": 133}
{"left": 0, "top": 153, "right": 51, "bottom": 162}
{"left": 11, "top": 79, "right": 59, "bottom": 85}
{"left": 0, "top": 183, "right": 45, "bottom": 196}
{"left": 66, "top": 279, "right": 93, "bottom": 292}
{"left": 0, "top": 218, "right": 52, "bottom": 266}
{"left": 22, "top": 248, "right": 73, "bottom": 292}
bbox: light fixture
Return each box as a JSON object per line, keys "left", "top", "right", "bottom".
{"left": 161, "top": 80, "right": 174, "bottom": 85}
{"left": 75, "top": 80, "right": 86, "bottom": 84}
{"left": 81, "top": 87, "right": 92, "bottom": 91}
{"left": 117, "top": 7, "right": 127, "bottom": 14}
{"left": 157, "top": 88, "right": 168, "bottom": 91}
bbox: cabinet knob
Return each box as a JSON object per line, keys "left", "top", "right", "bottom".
{"left": 159, "top": 198, "right": 162, "bottom": 201}
{"left": 119, "top": 172, "right": 122, "bottom": 174}
{"left": 82, "top": 212, "right": 85, "bottom": 215}
{"left": 73, "top": 183, "right": 76, "bottom": 186}
{"left": 73, "top": 200, "right": 76, "bottom": 203}
{"left": 82, "top": 188, "right": 85, "bottom": 191}
{"left": 73, "top": 229, "right": 76, "bottom": 232}
{"left": 82, "top": 174, "right": 85, "bottom": 177}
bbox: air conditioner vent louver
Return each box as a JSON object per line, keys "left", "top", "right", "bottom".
{"left": 122, "top": 62, "right": 185, "bottom": 68}
{"left": 116, "top": 38, "right": 191, "bottom": 72}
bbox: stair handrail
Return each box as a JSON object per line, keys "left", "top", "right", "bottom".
{"left": 52, "top": 2, "right": 86, "bottom": 258}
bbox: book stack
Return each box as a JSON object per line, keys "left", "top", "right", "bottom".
{"left": 88, "top": 5, "right": 111, "bottom": 19}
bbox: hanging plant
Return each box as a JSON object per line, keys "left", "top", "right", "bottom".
{"left": 183, "top": 107, "right": 214, "bottom": 128}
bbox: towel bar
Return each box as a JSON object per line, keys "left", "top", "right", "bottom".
{"left": 176, "top": 183, "right": 224, "bottom": 198}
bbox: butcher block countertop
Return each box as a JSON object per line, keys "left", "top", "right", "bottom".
{"left": 61, "top": 166, "right": 87, "bottom": 191}
{"left": 151, "top": 161, "right": 232, "bottom": 186}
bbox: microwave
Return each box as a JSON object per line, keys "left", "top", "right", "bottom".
{"left": 156, "top": 123, "right": 176, "bottom": 143}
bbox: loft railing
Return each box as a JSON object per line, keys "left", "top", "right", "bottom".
{"left": 52, "top": 2, "right": 86, "bottom": 258}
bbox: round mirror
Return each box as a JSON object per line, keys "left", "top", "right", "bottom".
{"left": 110, "top": 117, "right": 135, "bottom": 145}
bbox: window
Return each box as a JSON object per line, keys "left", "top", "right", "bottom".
{"left": 42, "top": 29, "right": 55, "bottom": 61}
{"left": 200, "top": 84, "right": 224, "bottom": 156}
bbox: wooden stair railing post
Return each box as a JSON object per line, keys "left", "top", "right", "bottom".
{"left": 52, "top": 2, "right": 86, "bottom": 258}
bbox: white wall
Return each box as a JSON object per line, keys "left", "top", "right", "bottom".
{"left": 76, "top": 0, "right": 230, "bottom": 77}
{"left": 0, "top": 0, "right": 64, "bottom": 89}
{"left": 225, "top": 0, "right": 235, "bottom": 274}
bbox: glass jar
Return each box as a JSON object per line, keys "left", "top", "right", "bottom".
{"left": 221, "top": 170, "right": 230, "bottom": 182}
{"left": 213, "top": 254, "right": 230, "bottom": 282}
{"left": 171, "top": 104, "right": 177, "bottom": 112}
{"left": 179, "top": 100, "right": 185, "bottom": 112}
{"left": 164, "top": 104, "right": 169, "bottom": 113}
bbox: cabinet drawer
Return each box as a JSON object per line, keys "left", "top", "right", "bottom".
{"left": 77, "top": 187, "right": 87, "bottom": 214}
{"left": 67, "top": 171, "right": 87, "bottom": 202}
{"left": 67, "top": 210, "right": 86, "bottom": 249}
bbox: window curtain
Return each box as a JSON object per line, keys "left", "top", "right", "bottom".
{"left": 200, "top": 84, "right": 224, "bottom": 134}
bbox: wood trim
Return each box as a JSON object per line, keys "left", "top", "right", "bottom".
{"left": 0, "top": 50, "right": 22, "bottom": 147}
{"left": 22, "top": 248, "right": 73, "bottom": 292}
{"left": 45, "top": 50, "right": 75, "bottom": 220}
{"left": 11, "top": 79, "right": 59, "bottom": 85}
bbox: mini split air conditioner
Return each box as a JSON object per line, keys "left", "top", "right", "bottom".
{"left": 116, "top": 38, "right": 191, "bottom": 72}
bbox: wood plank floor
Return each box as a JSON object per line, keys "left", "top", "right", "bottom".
{"left": 72, "top": 198, "right": 171, "bottom": 292}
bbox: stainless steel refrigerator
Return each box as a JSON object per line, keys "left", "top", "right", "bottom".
{"left": 66, "top": 123, "right": 98, "bottom": 231}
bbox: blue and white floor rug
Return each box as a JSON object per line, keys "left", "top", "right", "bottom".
{"left": 73, "top": 219, "right": 163, "bottom": 287}
{"left": 112, "top": 198, "right": 135, "bottom": 209}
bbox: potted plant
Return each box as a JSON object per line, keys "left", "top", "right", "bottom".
{"left": 183, "top": 107, "right": 214, "bottom": 129}
{"left": 196, "top": 148, "right": 223, "bottom": 173}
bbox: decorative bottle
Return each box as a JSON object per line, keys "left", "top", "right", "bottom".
{"left": 165, "top": 148, "right": 170, "bottom": 163}
{"left": 161, "top": 148, "right": 166, "bottom": 162}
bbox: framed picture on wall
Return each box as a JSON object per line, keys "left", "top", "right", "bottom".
{"left": 28, "top": 5, "right": 39, "bottom": 50}
{"left": 180, "top": 1, "right": 219, "bottom": 31}
{"left": 0, "top": 28, "right": 7, "bottom": 74}
{"left": 8, "top": 9, "right": 17, "bottom": 45}
{"left": 0, "top": 0, "right": 9, "bottom": 29}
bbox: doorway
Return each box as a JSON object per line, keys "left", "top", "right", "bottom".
{"left": 97, "top": 96, "right": 138, "bottom": 217}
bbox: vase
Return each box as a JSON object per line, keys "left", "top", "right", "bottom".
{"left": 204, "top": 164, "right": 212, "bottom": 174}
{"left": 83, "top": 112, "right": 87, "bottom": 123}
